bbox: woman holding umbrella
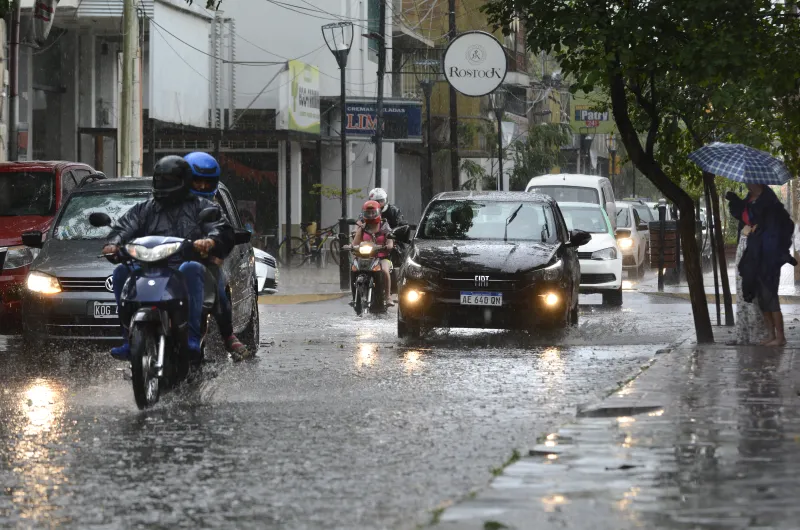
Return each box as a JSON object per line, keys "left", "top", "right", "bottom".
{"left": 690, "top": 143, "right": 796, "bottom": 347}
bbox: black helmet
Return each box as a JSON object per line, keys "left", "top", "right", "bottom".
{"left": 152, "top": 155, "right": 192, "bottom": 203}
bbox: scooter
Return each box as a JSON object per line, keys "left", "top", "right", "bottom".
{"left": 345, "top": 234, "right": 396, "bottom": 316}
{"left": 90, "top": 208, "right": 238, "bottom": 410}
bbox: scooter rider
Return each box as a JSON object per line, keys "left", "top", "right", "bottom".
{"left": 184, "top": 151, "right": 253, "bottom": 362}
{"left": 352, "top": 200, "right": 394, "bottom": 307}
{"left": 102, "top": 155, "right": 235, "bottom": 365}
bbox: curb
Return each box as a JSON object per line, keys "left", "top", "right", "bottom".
{"left": 639, "top": 290, "right": 800, "bottom": 305}
{"left": 258, "top": 293, "right": 347, "bottom": 305}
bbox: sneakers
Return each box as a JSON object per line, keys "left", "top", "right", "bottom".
{"left": 225, "top": 335, "right": 253, "bottom": 362}
{"left": 110, "top": 342, "right": 131, "bottom": 362}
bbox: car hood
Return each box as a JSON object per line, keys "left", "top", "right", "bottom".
{"left": 578, "top": 232, "right": 614, "bottom": 253}
{"left": 411, "top": 239, "right": 559, "bottom": 275}
{"left": 0, "top": 216, "right": 52, "bottom": 246}
{"left": 32, "top": 239, "right": 116, "bottom": 278}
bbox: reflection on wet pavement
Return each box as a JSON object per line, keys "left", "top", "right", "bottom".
{"left": 0, "top": 292, "right": 689, "bottom": 529}
{"left": 436, "top": 333, "right": 800, "bottom": 530}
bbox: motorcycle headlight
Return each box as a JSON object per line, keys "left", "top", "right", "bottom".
{"left": 26, "top": 271, "right": 61, "bottom": 294}
{"left": 404, "top": 257, "right": 439, "bottom": 282}
{"left": 5, "top": 245, "right": 40, "bottom": 270}
{"left": 591, "top": 247, "right": 618, "bottom": 260}
{"left": 359, "top": 244, "right": 374, "bottom": 256}
{"left": 126, "top": 242, "right": 183, "bottom": 263}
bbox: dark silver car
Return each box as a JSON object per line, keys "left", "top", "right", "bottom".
{"left": 20, "top": 177, "right": 259, "bottom": 344}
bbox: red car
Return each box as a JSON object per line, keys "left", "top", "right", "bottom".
{"left": 0, "top": 161, "right": 101, "bottom": 326}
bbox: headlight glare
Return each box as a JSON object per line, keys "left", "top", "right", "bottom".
{"left": 618, "top": 237, "right": 634, "bottom": 250}
{"left": 359, "top": 244, "right": 374, "bottom": 256}
{"left": 5, "top": 246, "right": 39, "bottom": 269}
{"left": 26, "top": 271, "right": 61, "bottom": 294}
{"left": 591, "top": 247, "right": 618, "bottom": 260}
{"left": 126, "top": 242, "right": 182, "bottom": 263}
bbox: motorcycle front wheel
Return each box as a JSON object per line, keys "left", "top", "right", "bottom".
{"left": 130, "top": 324, "right": 160, "bottom": 410}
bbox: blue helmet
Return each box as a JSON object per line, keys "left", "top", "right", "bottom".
{"left": 185, "top": 151, "right": 221, "bottom": 198}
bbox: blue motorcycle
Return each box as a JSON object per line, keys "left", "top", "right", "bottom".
{"left": 89, "top": 209, "right": 247, "bottom": 409}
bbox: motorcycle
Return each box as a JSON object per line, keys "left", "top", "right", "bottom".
{"left": 345, "top": 234, "right": 396, "bottom": 316}
{"left": 89, "top": 208, "right": 249, "bottom": 410}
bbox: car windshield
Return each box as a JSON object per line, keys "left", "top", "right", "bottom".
{"left": 527, "top": 185, "right": 599, "bottom": 204}
{"left": 633, "top": 204, "right": 653, "bottom": 222}
{"left": 54, "top": 191, "right": 149, "bottom": 240}
{"left": 0, "top": 171, "right": 56, "bottom": 216}
{"left": 616, "top": 206, "right": 632, "bottom": 228}
{"left": 418, "top": 200, "right": 557, "bottom": 242}
{"left": 560, "top": 205, "right": 610, "bottom": 234}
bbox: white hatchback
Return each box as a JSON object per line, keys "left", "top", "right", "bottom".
{"left": 558, "top": 202, "right": 623, "bottom": 306}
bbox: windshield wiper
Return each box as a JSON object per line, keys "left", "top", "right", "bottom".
{"left": 504, "top": 204, "right": 524, "bottom": 242}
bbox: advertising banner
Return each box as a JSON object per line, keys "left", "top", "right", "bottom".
{"left": 570, "top": 92, "right": 617, "bottom": 134}
{"left": 277, "top": 60, "right": 320, "bottom": 134}
{"left": 344, "top": 100, "right": 422, "bottom": 142}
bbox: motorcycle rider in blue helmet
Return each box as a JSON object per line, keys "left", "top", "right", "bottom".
{"left": 185, "top": 151, "right": 253, "bottom": 361}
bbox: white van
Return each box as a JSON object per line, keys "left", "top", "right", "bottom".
{"left": 526, "top": 174, "right": 617, "bottom": 229}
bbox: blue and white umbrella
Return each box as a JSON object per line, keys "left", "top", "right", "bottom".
{"left": 688, "top": 142, "right": 793, "bottom": 185}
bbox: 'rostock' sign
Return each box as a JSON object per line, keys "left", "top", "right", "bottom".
{"left": 443, "top": 31, "right": 508, "bottom": 97}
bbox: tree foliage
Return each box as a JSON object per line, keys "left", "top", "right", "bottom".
{"left": 507, "top": 124, "right": 572, "bottom": 190}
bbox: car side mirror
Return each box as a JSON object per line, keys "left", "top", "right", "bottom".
{"left": 233, "top": 228, "right": 252, "bottom": 245}
{"left": 89, "top": 212, "right": 112, "bottom": 228}
{"left": 637, "top": 222, "right": 648, "bottom": 231}
{"left": 199, "top": 207, "right": 222, "bottom": 223}
{"left": 22, "top": 231, "right": 44, "bottom": 249}
{"left": 568, "top": 229, "right": 592, "bottom": 247}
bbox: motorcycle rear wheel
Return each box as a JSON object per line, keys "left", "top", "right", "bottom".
{"left": 130, "top": 324, "right": 160, "bottom": 410}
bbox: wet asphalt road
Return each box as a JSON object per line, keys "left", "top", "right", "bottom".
{"left": 0, "top": 290, "right": 693, "bottom": 530}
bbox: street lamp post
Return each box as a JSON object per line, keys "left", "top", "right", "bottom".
{"left": 322, "top": 21, "right": 354, "bottom": 290}
{"left": 489, "top": 87, "right": 507, "bottom": 191}
{"left": 413, "top": 52, "right": 441, "bottom": 206}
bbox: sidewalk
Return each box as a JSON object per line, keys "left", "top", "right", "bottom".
{"left": 432, "top": 311, "right": 800, "bottom": 529}
{"left": 259, "top": 261, "right": 347, "bottom": 304}
{"left": 636, "top": 262, "right": 800, "bottom": 303}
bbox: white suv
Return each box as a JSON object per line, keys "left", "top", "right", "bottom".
{"left": 558, "top": 202, "right": 623, "bottom": 306}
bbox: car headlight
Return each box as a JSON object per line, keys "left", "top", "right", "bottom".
{"left": 617, "top": 237, "right": 634, "bottom": 250}
{"left": 404, "top": 257, "right": 439, "bottom": 282}
{"left": 126, "top": 242, "right": 183, "bottom": 263}
{"left": 359, "top": 244, "right": 374, "bottom": 256}
{"left": 4, "top": 245, "right": 40, "bottom": 269}
{"left": 591, "top": 247, "right": 618, "bottom": 260}
{"left": 26, "top": 271, "right": 61, "bottom": 294}
{"left": 532, "top": 259, "right": 563, "bottom": 282}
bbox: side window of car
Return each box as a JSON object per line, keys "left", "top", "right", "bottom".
{"left": 633, "top": 209, "right": 641, "bottom": 227}
{"left": 72, "top": 168, "right": 92, "bottom": 186}
{"left": 61, "top": 171, "right": 78, "bottom": 202}
{"left": 552, "top": 206, "right": 568, "bottom": 242}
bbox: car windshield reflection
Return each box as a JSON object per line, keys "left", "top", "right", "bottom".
{"left": 54, "top": 192, "right": 149, "bottom": 240}
{"left": 418, "top": 200, "right": 557, "bottom": 242}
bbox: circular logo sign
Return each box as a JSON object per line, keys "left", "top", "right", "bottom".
{"left": 443, "top": 31, "right": 508, "bottom": 97}
{"left": 105, "top": 276, "right": 114, "bottom": 292}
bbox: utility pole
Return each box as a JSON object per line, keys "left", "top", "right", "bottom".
{"left": 448, "top": 0, "right": 459, "bottom": 191}
{"left": 373, "top": 0, "right": 386, "bottom": 188}
{"left": 120, "top": 0, "right": 139, "bottom": 176}
{"left": 8, "top": 1, "right": 20, "bottom": 161}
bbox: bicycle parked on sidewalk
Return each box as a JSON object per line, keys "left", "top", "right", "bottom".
{"left": 276, "top": 222, "right": 343, "bottom": 268}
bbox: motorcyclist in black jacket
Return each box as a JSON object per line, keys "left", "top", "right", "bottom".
{"left": 102, "top": 156, "right": 235, "bottom": 363}
{"left": 366, "top": 188, "right": 407, "bottom": 230}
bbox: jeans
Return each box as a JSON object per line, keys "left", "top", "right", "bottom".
{"left": 112, "top": 261, "right": 206, "bottom": 344}
{"left": 212, "top": 266, "right": 233, "bottom": 338}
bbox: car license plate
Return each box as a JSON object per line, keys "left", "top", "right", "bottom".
{"left": 93, "top": 302, "right": 118, "bottom": 319}
{"left": 460, "top": 292, "right": 502, "bottom": 306}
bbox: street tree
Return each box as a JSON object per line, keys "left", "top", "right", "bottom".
{"left": 482, "top": 0, "right": 796, "bottom": 343}
{"left": 508, "top": 123, "right": 572, "bottom": 191}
